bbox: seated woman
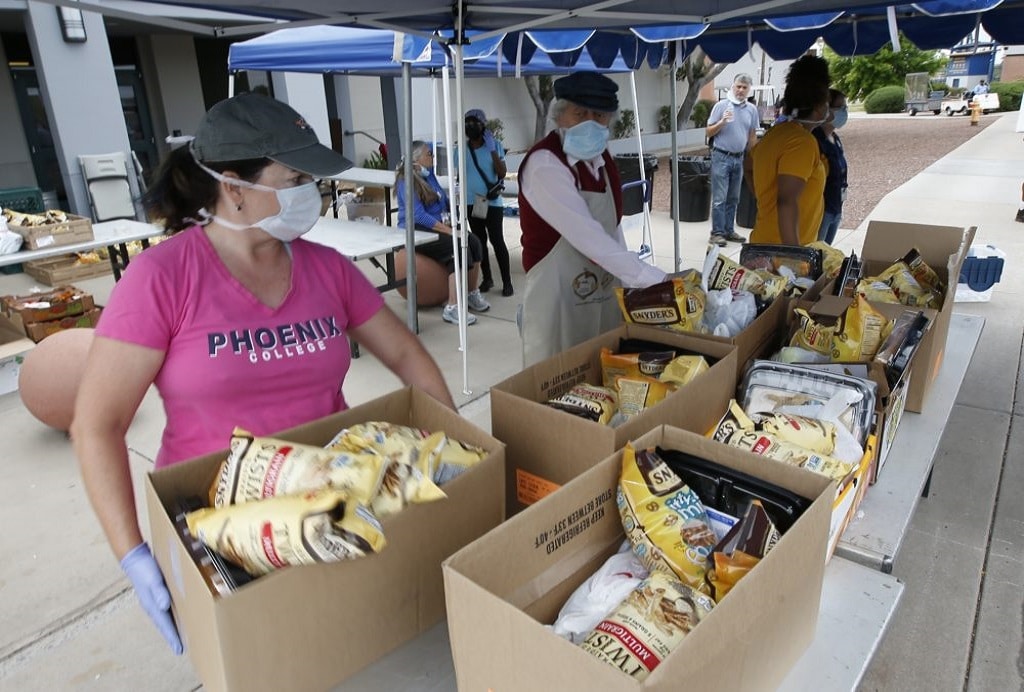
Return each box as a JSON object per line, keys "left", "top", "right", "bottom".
{"left": 395, "top": 141, "right": 490, "bottom": 325}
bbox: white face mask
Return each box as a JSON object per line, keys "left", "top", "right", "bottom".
{"left": 193, "top": 156, "right": 321, "bottom": 242}
{"left": 561, "top": 119, "right": 610, "bottom": 160}
{"left": 728, "top": 91, "right": 747, "bottom": 105}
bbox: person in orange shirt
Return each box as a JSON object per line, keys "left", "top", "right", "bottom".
{"left": 746, "top": 55, "right": 831, "bottom": 246}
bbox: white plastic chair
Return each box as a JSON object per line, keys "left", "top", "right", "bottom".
{"left": 79, "top": 152, "right": 138, "bottom": 222}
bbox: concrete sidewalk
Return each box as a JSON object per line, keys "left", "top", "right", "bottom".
{"left": 0, "top": 112, "right": 1021, "bottom": 691}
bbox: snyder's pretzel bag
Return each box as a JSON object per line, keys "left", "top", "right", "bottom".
{"left": 615, "top": 277, "right": 706, "bottom": 333}
{"left": 186, "top": 488, "right": 386, "bottom": 577}
{"left": 578, "top": 570, "right": 715, "bottom": 681}
{"left": 614, "top": 375, "right": 674, "bottom": 420}
{"left": 547, "top": 383, "right": 618, "bottom": 424}
{"left": 618, "top": 444, "right": 717, "bottom": 594}
{"left": 600, "top": 348, "right": 676, "bottom": 387}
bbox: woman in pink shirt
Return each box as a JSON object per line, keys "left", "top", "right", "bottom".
{"left": 71, "top": 93, "right": 453, "bottom": 654}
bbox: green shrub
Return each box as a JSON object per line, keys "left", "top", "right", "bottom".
{"left": 929, "top": 80, "right": 949, "bottom": 95}
{"left": 864, "top": 86, "right": 906, "bottom": 114}
{"left": 657, "top": 105, "right": 673, "bottom": 133}
{"left": 361, "top": 150, "right": 388, "bottom": 169}
{"left": 990, "top": 81, "right": 1024, "bottom": 112}
{"left": 691, "top": 99, "right": 715, "bottom": 128}
{"left": 612, "top": 109, "right": 636, "bottom": 139}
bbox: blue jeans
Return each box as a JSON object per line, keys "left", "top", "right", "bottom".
{"left": 710, "top": 149, "right": 744, "bottom": 236}
{"left": 817, "top": 210, "right": 842, "bottom": 245}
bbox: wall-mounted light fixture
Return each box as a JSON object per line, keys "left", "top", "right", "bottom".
{"left": 56, "top": 5, "right": 87, "bottom": 43}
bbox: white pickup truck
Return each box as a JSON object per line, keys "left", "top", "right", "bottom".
{"left": 942, "top": 92, "right": 1000, "bottom": 116}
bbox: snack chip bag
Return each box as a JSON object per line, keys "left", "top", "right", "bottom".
{"left": 856, "top": 279, "right": 901, "bottom": 304}
{"left": 578, "top": 570, "right": 715, "bottom": 681}
{"left": 806, "top": 241, "right": 846, "bottom": 279}
{"left": 755, "top": 412, "right": 838, "bottom": 456}
{"left": 833, "top": 294, "right": 893, "bottom": 362}
{"left": 613, "top": 375, "right": 674, "bottom": 420}
{"left": 706, "top": 500, "right": 780, "bottom": 600}
{"left": 615, "top": 277, "right": 706, "bottom": 334}
{"left": 547, "top": 383, "right": 618, "bottom": 424}
{"left": 618, "top": 444, "right": 717, "bottom": 593}
{"left": 658, "top": 355, "right": 709, "bottom": 388}
{"left": 712, "top": 402, "right": 854, "bottom": 481}
{"left": 706, "top": 253, "right": 788, "bottom": 302}
{"left": 211, "top": 428, "right": 385, "bottom": 508}
{"left": 186, "top": 488, "right": 386, "bottom": 577}
{"left": 371, "top": 458, "right": 448, "bottom": 518}
{"left": 790, "top": 308, "right": 836, "bottom": 357}
{"left": 876, "top": 257, "right": 942, "bottom": 309}
{"left": 332, "top": 422, "right": 486, "bottom": 484}
{"left": 600, "top": 348, "right": 676, "bottom": 388}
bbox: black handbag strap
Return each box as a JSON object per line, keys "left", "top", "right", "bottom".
{"left": 468, "top": 144, "right": 499, "bottom": 190}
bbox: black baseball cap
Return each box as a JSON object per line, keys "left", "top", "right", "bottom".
{"left": 192, "top": 92, "right": 352, "bottom": 177}
{"left": 553, "top": 72, "right": 619, "bottom": 112}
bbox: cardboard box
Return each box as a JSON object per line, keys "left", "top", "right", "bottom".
{"left": 491, "top": 324, "right": 737, "bottom": 515}
{"left": 23, "top": 255, "right": 113, "bottom": 286}
{"left": 10, "top": 307, "right": 102, "bottom": 343}
{"left": 9, "top": 213, "right": 94, "bottom": 250}
{"left": 861, "top": 221, "right": 973, "bottom": 412}
{"left": 0, "top": 313, "right": 33, "bottom": 395}
{"left": 828, "top": 435, "right": 875, "bottom": 559}
{"left": 443, "top": 425, "right": 833, "bottom": 692}
{"left": 145, "top": 387, "right": 505, "bottom": 692}
{"left": 2, "top": 286, "right": 94, "bottom": 323}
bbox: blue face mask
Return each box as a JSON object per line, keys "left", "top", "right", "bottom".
{"left": 831, "top": 107, "right": 848, "bottom": 130}
{"left": 562, "top": 120, "right": 610, "bottom": 160}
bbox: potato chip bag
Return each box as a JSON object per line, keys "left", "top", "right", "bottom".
{"left": 833, "top": 294, "right": 893, "bottom": 362}
{"left": 712, "top": 402, "right": 854, "bottom": 481}
{"left": 186, "top": 488, "right": 386, "bottom": 577}
{"left": 756, "top": 412, "right": 838, "bottom": 456}
{"left": 707, "top": 550, "right": 760, "bottom": 601}
{"left": 856, "top": 279, "right": 900, "bottom": 304}
{"left": 431, "top": 437, "right": 488, "bottom": 485}
{"left": 615, "top": 278, "right": 706, "bottom": 333}
{"left": 600, "top": 347, "right": 676, "bottom": 388}
{"left": 371, "top": 459, "right": 448, "bottom": 518}
{"left": 658, "top": 355, "right": 709, "bottom": 388}
{"left": 706, "top": 253, "right": 788, "bottom": 302}
{"left": 618, "top": 444, "right": 717, "bottom": 594}
{"left": 806, "top": 241, "right": 846, "bottom": 279}
{"left": 877, "top": 260, "right": 942, "bottom": 309}
{"left": 903, "top": 248, "right": 944, "bottom": 296}
{"left": 212, "top": 428, "right": 385, "bottom": 508}
{"left": 613, "top": 375, "right": 674, "bottom": 420}
{"left": 331, "top": 422, "right": 486, "bottom": 484}
{"left": 547, "top": 383, "right": 618, "bottom": 424}
{"left": 578, "top": 570, "right": 715, "bottom": 681}
{"left": 790, "top": 308, "right": 836, "bottom": 357}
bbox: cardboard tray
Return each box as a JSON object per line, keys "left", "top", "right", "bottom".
{"left": 146, "top": 387, "right": 505, "bottom": 692}
{"left": 9, "top": 214, "right": 94, "bottom": 250}
{"left": 23, "top": 255, "right": 112, "bottom": 286}
{"left": 2, "top": 286, "right": 95, "bottom": 323}
{"left": 443, "top": 425, "right": 833, "bottom": 692}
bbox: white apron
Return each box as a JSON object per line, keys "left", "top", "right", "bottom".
{"left": 520, "top": 170, "right": 623, "bottom": 367}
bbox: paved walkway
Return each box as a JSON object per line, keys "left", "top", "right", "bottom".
{"left": 0, "top": 111, "right": 1020, "bottom": 690}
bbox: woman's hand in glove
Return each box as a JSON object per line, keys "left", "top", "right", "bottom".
{"left": 483, "top": 130, "right": 498, "bottom": 153}
{"left": 121, "top": 542, "right": 184, "bottom": 654}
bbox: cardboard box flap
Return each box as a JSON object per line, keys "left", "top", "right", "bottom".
{"left": 862, "top": 221, "right": 974, "bottom": 272}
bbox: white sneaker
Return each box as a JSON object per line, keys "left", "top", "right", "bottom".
{"left": 467, "top": 290, "right": 491, "bottom": 313}
{"left": 442, "top": 304, "right": 476, "bottom": 325}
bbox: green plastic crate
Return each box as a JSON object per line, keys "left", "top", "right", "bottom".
{"left": 0, "top": 186, "right": 45, "bottom": 213}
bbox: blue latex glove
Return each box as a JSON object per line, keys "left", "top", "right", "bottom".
{"left": 121, "top": 543, "right": 184, "bottom": 655}
{"left": 482, "top": 129, "right": 497, "bottom": 153}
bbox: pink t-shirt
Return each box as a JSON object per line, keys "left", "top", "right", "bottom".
{"left": 97, "top": 227, "right": 385, "bottom": 468}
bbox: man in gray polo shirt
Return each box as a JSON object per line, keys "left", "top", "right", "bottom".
{"left": 705, "top": 73, "right": 759, "bottom": 246}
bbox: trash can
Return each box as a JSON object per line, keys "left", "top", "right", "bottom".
{"left": 614, "top": 153, "right": 658, "bottom": 216}
{"left": 735, "top": 173, "right": 758, "bottom": 229}
{"left": 671, "top": 155, "right": 711, "bottom": 222}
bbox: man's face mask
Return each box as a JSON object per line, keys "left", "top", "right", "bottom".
{"left": 465, "top": 120, "right": 484, "bottom": 139}
{"left": 561, "top": 119, "right": 610, "bottom": 160}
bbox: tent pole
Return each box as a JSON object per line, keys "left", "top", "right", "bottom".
{"left": 670, "top": 43, "right": 681, "bottom": 271}
{"left": 439, "top": 65, "right": 466, "bottom": 359}
{"left": 628, "top": 71, "right": 653, "bottom": 262}
{"left": 453, "top": 42, "right": 471, "bottom": 395}
{"left": 402, "top": 60, "right": 418, "bottom": 331}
